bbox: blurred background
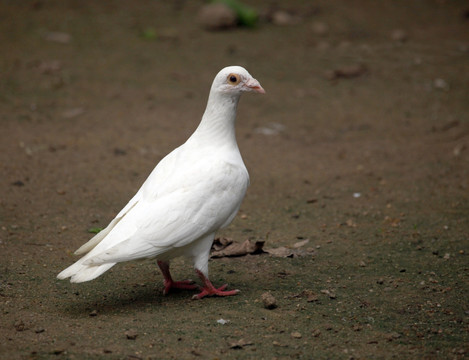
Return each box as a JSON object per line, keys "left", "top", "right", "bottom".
{"left": 1, "top": 0, "right": 468, "bottom": 358}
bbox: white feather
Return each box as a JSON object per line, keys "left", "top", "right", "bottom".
{"left": 57, "top": 66, "right": 262, "bottom": 284}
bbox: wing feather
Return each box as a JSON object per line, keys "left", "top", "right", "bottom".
{"left": 79, "top": 159, "right": 248, "bottom": 266}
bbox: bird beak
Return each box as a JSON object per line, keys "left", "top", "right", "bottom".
{"left": 245, "top": 78, "right": 266, "bottom": 94}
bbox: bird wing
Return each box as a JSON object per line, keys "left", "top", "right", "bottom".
{"left": 73, "top": 144, "right": 184, "bottom": 256}
{"left": 81, "top": 158, "right": 249, "bottom": 265}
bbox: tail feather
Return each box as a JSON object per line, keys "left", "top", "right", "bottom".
{"left": 74, "top": 218, "right": 119, "bottom": 256}
{"left": 57, "top": 257, "right": 116, "bottom": 283}
{"left": 74, "top": 198, "right": 140, "bottom": 256}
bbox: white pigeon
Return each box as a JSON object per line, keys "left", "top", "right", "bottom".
{"left": 57, "top": 66, "right": 265, "bottom": 299}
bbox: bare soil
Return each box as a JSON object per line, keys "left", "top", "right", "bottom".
{"left": 1, "top": 1, "right": 468, "bottom": 359}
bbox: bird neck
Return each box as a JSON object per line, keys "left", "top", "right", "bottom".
{"left": 190, "top": 91, "right": 241, "bottom": 147}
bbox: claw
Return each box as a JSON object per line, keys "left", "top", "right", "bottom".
{"left": 158, "top": 260, "right": 199, "bottom": 295}
{"left": 192, "top": 287, "right": 239, "bottom": 300}
{"left": 163, "top": 279, "right": 199, "bottom": 295}
{"left": 192, "top": 269, "right": 240, "bottom": 300}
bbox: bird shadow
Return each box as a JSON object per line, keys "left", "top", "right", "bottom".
{"left": 57, "top": 280, "right": 198, "bottom": 318}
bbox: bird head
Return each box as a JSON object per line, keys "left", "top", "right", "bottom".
{"left": 212, "top": 66, "right": 265, "bottom": 95}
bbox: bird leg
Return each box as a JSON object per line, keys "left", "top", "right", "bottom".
{"left": 192, "top": 269, "right": 240, "bottom": 300}
{"left": 157, "top": 260, "right": 198, "bottom": 295}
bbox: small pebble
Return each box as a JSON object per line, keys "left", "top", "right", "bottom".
{"left": 433, "top": 78, "right": 449, "bottom": 91}
{"left": 311, "top": 21, "right": 329, "bottom": 36}
{"left": 14, "top": 320, "right": 26, "bottom": 332}
{"left": 291, "top": 331, "right": 302, "bottom": 339}
{"left": 125, "top": 330, "right": 138, "bottom": 340}
{"left": 390, "top": 29, "right": 408, "bottom": 42}
{"left": 312, "top": 329, "right": 321, "bottom": 337}
{"left": 271, "top": 10, "right": 300, "bottom": 26}
{"left": 261, "top": 292, "right": 278, "bottom": 309}
{"left": 198, "top": 3, "right": 237, "bottom": 30}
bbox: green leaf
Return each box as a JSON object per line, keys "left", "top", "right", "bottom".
{"left": 88, "top": 227, "right": 104, "bottom": 234}
{"left": 215, "top": 0, "right": 258, "bottom": 27}
{"left": 141, "top": 27, "right": 158, "bottom": 40}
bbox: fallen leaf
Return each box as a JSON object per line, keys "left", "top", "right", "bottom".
{"left": 211, "top": 237, "right": 233, "bottom": 251}
{"left": 272, "top": 341, "right": 288, "bottom": 347}
{"left": 320, "top": 289, "right": 336, "bottom": 299}
{"left": 266, "top": 246, "right": 315, "bottom": 258}
{"left": 211, "top": 238, "right": 265, "bottom": 258}
{"left": 229, "top": 339, "right": 253, "bottom": 349}
{"left": 290, "top": 289, "right": 318, "bottom": 302}
{"left": 293, "top": 239, "right": 309, "bottom": 248}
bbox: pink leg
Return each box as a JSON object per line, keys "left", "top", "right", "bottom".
{"left": 157, "top": 261, "right": 199, "bottom": 295}
{"left": 192, "top": 269, "right": 240, "bottom": 300}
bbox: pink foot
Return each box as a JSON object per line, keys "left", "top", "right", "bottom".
{"left": 163, "top": 279, "right": 199, "bottom": 295}
{"left": 157, "top": 260, "right": 199, "bottom": 295}
{"left": 192, "top": 269, "right": 240, "bottom": 300}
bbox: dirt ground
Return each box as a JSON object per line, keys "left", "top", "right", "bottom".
{"left": 1, "top": 1, "right": 468, "bottom": 359}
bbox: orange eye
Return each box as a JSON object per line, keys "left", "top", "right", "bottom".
{"left": 227, "top": 73, "right": 240, "bottom": 85}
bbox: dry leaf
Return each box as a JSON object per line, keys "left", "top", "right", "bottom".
{"left": 320, "top": 289, "right": 337, "bottom": 299}
{"left": 229, "top": 339, "right": 253, "bottom": 349}
{"left": 291, "top": 290, "right": 319, "bottom": 302}
{"left": 293, "top": 239, "right": 309, "bottom": 248}
{"left": 211, "top": 238, "right": 265, "bottom": 258}
{"left": 211, "top": 237, "right": 233, "bottom": 251}
{"left": 266, "top": 246, "right": 315, "bottom": 258}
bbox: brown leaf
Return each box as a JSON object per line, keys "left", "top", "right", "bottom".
{"left": 293, "top": 239, "right": 309, "bottom": 248}
{"left": 211, "top": 238, "right": 265, "bottom": 258}
{"left": 291, "top": 290, "right": 319, "bottom": 302}
{"left": 229, "top": 339, "right": 253, "bottom": 349}
{"left": 211, "top": 237, "right": 233, "bottom": 251}
{"left": 266, "top": 246, "right": 315, "bottom": 258}
{"left": 320, "top": 289, "right": 337, "bottom": 299}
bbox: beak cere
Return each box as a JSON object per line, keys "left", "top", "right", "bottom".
{"left": 245, "top": 78, "right": 266, "bottom": 94}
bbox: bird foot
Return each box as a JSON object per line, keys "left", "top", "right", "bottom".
{"left": 163, "top": 279, "right": 199, "bottom": 295}
{"left": 192, "top": 285, "right": 240, "bottom": 300}
{"left": 192, "top": 270, "right": 240, "bottom": 299}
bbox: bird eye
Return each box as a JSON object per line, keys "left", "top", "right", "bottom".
{"left": 227, "top": 73, "right": 240, "bottom": 85}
